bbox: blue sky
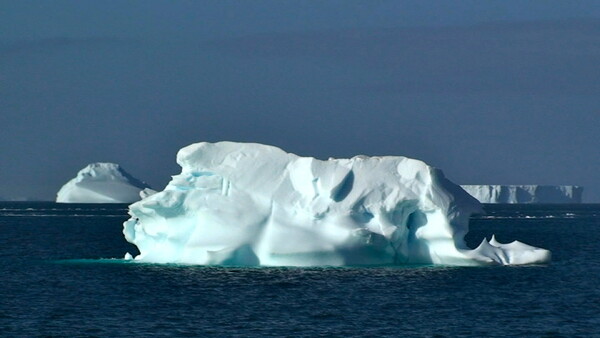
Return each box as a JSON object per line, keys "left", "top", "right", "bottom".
{"left": 1, "top": 1, "right": 599, "bottom": 201}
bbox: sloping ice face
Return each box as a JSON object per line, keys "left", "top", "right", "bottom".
{"left": 57, "top": 162, "right": 152, "bottom": 203}
{"left": 123, "top": 142, "right": 551, "bottom": 266}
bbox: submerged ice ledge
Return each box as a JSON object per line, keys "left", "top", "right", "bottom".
{"left": 123, "top": 142, "right": 550, "bottom": 266}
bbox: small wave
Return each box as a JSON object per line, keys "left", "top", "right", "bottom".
{"left": 0, "top": 214, "right": 128, "bottom": 217}
{"left": 52, "top": 258, "right": 136, "bottom": 265}
{"left": 0, "top": 208, "right": 128, "bottom": 213}
{"left": 475, "top": 214, "right": 593, "bottom": 220}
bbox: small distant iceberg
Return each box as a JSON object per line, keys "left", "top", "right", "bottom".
{"left": 460, "top": 185, "right": 583, "bottom": 204}
{"left": 56, "top": 163, "right": 152, "bottom": 203}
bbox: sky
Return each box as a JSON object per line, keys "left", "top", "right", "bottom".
{"left": 1, "top": 1, "right": 599, "bottom": 202}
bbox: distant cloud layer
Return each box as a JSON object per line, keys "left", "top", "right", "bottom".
{"left": 0, "top": 37, "right": 135, "bottom": 56}
{"left": 207, "top": 19, "right": 600, "bottom": 95}
{"left": 1, "top": 14, "right": 599, "bottom": 201}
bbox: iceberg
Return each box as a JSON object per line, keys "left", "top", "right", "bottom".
{"left": 123, "top": 142, "right": 550, "bottom": 266}
{"left": 461, "top": 185, "right": 583, "bottom": 204}
{"left": 56, "top": 163, "right": 152, "bottom": 203}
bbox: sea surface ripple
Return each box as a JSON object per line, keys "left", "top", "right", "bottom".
{"left": 1, "top": 202, "right": 599, "bottom": 337}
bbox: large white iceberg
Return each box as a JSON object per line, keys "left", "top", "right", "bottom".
{"left": 123, "top": 142, "right": 550, "bottom": 266}
{"left": 461, "top": 185, "right": 583, "bottom": 204}
{"left": 57, "top": 163, "right": 152, "bottom": 203}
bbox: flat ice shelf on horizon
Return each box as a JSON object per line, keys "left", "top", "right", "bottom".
{"left": 123, "top": 142, "right": 551, "bottom": 266}
{"left": 461, "top": 185, "right": 583, "bottom": 204}
{"left": 56, "top": 163, "right": 154, "bottom": 203}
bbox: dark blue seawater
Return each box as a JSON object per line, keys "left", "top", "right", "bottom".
{"left": 1, "top": 202, "right": 600, "bottom": 337}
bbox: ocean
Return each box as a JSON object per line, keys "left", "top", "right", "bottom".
{"left": 1, "top": 202, "right": 599, "bottom": 337}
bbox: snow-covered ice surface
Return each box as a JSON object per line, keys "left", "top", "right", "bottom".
{"left": 123, "top": 142, "right": 550, "bottom": 266}
{"left": 57, "top": 163, "right": 152, "bottom": 203}
{"left": 461, "top": 185, "right": 583, "bottom": 204}
{"left": 139, "top": 188, "right": 157, "bottom": 199}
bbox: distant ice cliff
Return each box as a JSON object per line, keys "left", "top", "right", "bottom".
{"left": 461, "top": 185, "right": 583, "bottom": 204}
